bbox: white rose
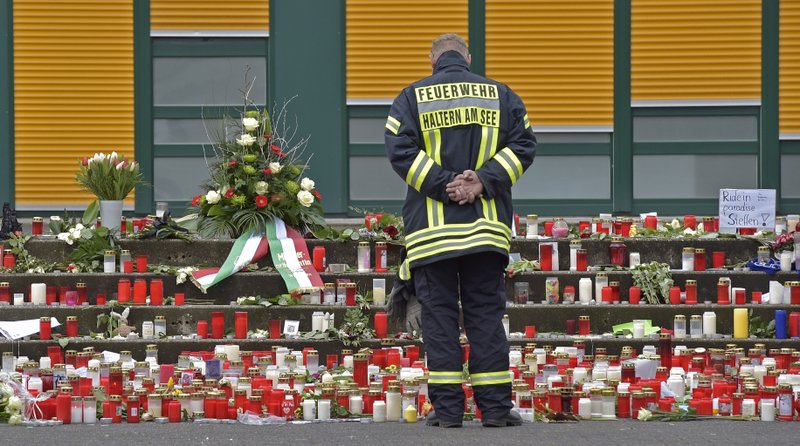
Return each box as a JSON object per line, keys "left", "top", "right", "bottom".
{"left": 242, "top": 117, "right": 260, "bottom": 132}
{"left": 300, "top": 177, "right": 315, "bottom": 191}
{"left": 254, "top": 181, "right": 269, "bottom": 195}
{"left": 683, "top": 227, "right": 696, "bottom": 236}
{"left": 297, "top": 190, "right": 314, "bottom": 207}
{"left": 75, "top": 223, "right": 84, "bottom": 231}
{"left": 50, "top": 216, "right": 61, "bottom": 222}
{"left": 269, "top": 162, "right": 282, "bottom": 173}
{"left": 670, "top": 219, "right": 681, "bottom": 230}
{"left": 8, "top": 414, "right": 21, "bottom": 425}
{"left": 205, "top": 190, "right": 221, "bottom": 204}
{"left": 110, "top": 151, "right": 119, "bottom": 160}
{"left": 6, "top": 396, "right": 20, "bottom": 412}
{"left": 236, "top": 134, "right": 257, "bottom": 147}
{"left": 637, "top": 408, "right": 652, "bottom": 421}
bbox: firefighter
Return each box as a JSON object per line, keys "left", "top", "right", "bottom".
{"left": 385, "top": 33, "right": 536, "bottom": 427}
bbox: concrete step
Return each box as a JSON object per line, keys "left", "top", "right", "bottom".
{"left": 21, "top": 237, "right": 767, "bottom": 270}
{"left": 2, "top": 337, "right": 796, "bottom": 365}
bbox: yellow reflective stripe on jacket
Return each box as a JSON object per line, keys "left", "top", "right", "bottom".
{"left": 480, "top": 197, "right": 497, "bottom": 222}
{"left": 398, "top": 259, "right": 411, "bottom": 281}
{"left": 406, "top": 233, "right": 510, "bottom": 263}
{"left": 386, "top": 115, "right": 400, "bottom": 135}
{"left": 428, "top": 371, "right": 463, "bottom": 385}
{"left": 405, "top": 151, "right": 434, "bottom": 192}
{"left": 495, "top": 147, "right": 523, "bottom": 185}
{"left": 405, "top": 218, "right": 511, "bottom": 245}
{"left": 523, "top": 113, "right": 531, "bottom": 129}
{"left": 470, "top": 370, "right": 512, "bottom": 386}
{"left": 426, "top": 197, "right": 444, "bottom": 227}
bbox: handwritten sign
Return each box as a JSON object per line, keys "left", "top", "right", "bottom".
{"left": 718, "top": 189, "right": 776, "bottom": 233}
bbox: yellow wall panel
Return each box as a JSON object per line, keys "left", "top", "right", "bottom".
{"left": 151, "top": 0, "right": 269, "bottom": 31}
{"left": 346, "top": 0, "right": 468, "bottom": 99}
{"left": 14, "top": 0, "right": 134, "bottom": 206}
{"left": 486, "top": 0, "right": 614, "bottom": 127}
{"left": 781, "top": 0, "right": 800, "bottom": 135}
{"left": 632, "top": 0, "right": 761, "bottom": 101}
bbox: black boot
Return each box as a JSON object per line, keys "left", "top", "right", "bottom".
{"left": 425, "top": 411, "right": 463, "bottom": 428}
{"left": 482, "top": 410, "right": 522, "bottom": 427}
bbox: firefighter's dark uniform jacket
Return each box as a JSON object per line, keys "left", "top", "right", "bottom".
{"left": 385, "top": 51, "right": 537, "bottom": 271}
{"left": 385, "top": 51, "right": 537, "bottom": 421}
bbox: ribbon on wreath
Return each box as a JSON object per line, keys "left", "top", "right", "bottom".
{"left": 191, "top": 217, "right": 323, "bottom": 293}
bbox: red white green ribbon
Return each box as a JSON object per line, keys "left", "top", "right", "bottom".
{"left": 190, "top": 218, "right": 322, "bottom": 294}
{"left": 264, "top": 218, "right": 323, "bottom": 291}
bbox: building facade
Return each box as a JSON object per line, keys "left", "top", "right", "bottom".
{"left": 0, "top": 0, "right": 796, "bottom": 217}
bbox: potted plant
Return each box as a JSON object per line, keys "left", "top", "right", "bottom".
{"left": 75, "top": 152, "right": 143, "bottom": 230}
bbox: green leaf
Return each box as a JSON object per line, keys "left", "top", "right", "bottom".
{"left": 82, "top": 200, "right": 100, "bottom": 225}
{"left": 207, "top": 204, "right": 225, "bottom": 216}
{"left": 58, "top": 338, "right": 70, "bottom": 348}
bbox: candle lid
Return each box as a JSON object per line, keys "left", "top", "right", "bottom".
{"left": 0, "top": 282, "right": 8, "bottom": 287}
{"left": 703, "top": 216, "right": 714, "bottom": 221}
{"left": 682, "top": 247, "right": 695, "bottom": 253}
{"left": 155, "top": 315, "right": 166, "bottom": 321}
{"left": 32, "top": 216, "right": 43, "bottom": 222}
{"left": 358, "top": 241, "right": 369, "bottom": 247}
{"left": 66, "top": 316, "right": 77, "bottom": 322}
{"left": 686, "top": 280, "right": 697, "bottom": 285}
{"left": 104, "top": 250, "right": 116, "bottom": 256}
{"left": 695, "top": 248, "right": 705, "bottom": 253}
{"left": 324, "top": 283, "right": 335, "bottom": 289}
{"left": 569, "top": 240, "right": 582, "bottom": 246}
{"left": 375, "top": 241, "right": 386, "bottom": 246}
{"left": 120, "top": 250, "right": 131, "bottom": 255}
{"left": 526, "top": 214, "right": 538, "bottom": 220}
{"left": 578, "top": 316, "right": 590, "bottom": 321}
{"left": 40, "top": 316, "right": 50, "bottom": 322}
{"left": 674, "top": 315, "right": 686, "bottom": 320}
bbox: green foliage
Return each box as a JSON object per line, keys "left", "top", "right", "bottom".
{"left": 631, "top": 262, "right": 674, "bottom": 304}
{"left": 749, "top": 309, "right": 776, "bottom": 338}
{"left": 0, "top": 233, "right": 57, "bottom": 273}
{"left": 337, "top": 308, "right": 375, "bottom": 347}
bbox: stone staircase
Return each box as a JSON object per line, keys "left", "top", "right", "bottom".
{"left": 1, "top": 235, "right": 798, "bottom": 363}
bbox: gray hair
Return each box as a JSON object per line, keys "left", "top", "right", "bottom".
{"left": 431, "top": 33, "right": 469, "bottom": 62}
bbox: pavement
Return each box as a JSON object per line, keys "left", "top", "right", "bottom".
{"left": 1, "top": 420, "right": 797, "bottom": 446}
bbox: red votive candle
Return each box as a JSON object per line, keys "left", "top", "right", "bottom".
{"left": 117, "top": 279, "right": 130, "bottom": 303}
{"left": 578, "top": 221, "right": 591, "bottom": 237}
{"left": 149, "top": 279, "right": 163, "bottom": 306}
{"left": 735, "top": 289, "right": 746, "bottom": 305}
{"left": 269, "top": 319, "right": 281, "bottom": 339}
{"left": 65, "top": 316, "right": 78, "bottom": 337}
{"left": 694, "top": 249, "right": 706, "bottom": 271}
{"left": 95, "top": 292, "right": 106, "bottom": 306}
{"left": 712, "top": 251, "right": 725, "bottom": 268}
{"left": 174, "top": 292, "right": 184, "bottom": 305}
{"left": 39, "top": 316, "right": 51, "bottom": 340}
{"left": 76, "top": 282, "right": 87, "bottom": 305}
{"left": 565, "top": 319, "right": 577, "bottom": 335}
{"left": 601, "top": 286, "right": 613, "bottom": 304}
{"left": 751, "top": 291, "right": 761, "bottom": 304}
{"left": 312, "top": 246, "right": 326, "bottom": 272}
{"left": 629, "top": 286, "right": 641, "bottom": 305}
{"left": 539, "top": 244, "right": 553, "bottom": 271}
{"left": 788, "top": 312, "right": 800, "bottom": 338}
{"left": 525, "top": 325, "right": 536, "bottom": 338}
{"left": 375, "top": 242, "right": 388, "bottom": 273}
{"left": 196, "top": 320, "right": 208, "bottom": 338}
{"left": 578, "top": 316, "right": 590, "bottom": 335}
{"left": 133, "top": 279, "right": 147, "bottom": 305}
{"left": 136, "top": 255, "right": 147, "bottom": 273}
{"left": 406, "top": 345, "right": 420, "bottom": 363}
{"left": 46, "top": 286, "right": 57, "bottom": 305}
{"left": 543, "top": 221, "right": 553, "bottom": 237}
{"left": 123, "top": 260, "right": 133, "bottom": 274}
{"left": 374, "top": 311, "right": 388, "bottom": 339}
{"left": 235, "top": 312, "right": 248, "bottom": 339}
{"left": 685, "top": 280, "right": 697, "bottom": 305}
{"left": 32, "top": 217, "right": 43, "bottom": 235}
{"left": 576, "top": 249, "right": 588, "bottom": 271}
{"left": 345, "top": 283, "right": 357, "bottom": 306}
{"left": 58, "top": 286, "right": 70, "bottom": 305}
{"left": 684, "top": 215, "right": 697, "bottom": 230}
{"left": 644, "top": 215, "right": 658, "bottom": 230}
{"left": 2, "top": 251, "right": 14, "bottom": 269}
{"left": 717, "top": 280, "right": 730, "bottom": 305}
{"left": 211, "top": 312, "right": 225, "bottom": 339}
{"left": 669, "top": 286, "right": 681, "bottom": 305}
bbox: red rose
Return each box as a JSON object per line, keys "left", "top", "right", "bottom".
{"left": 81, "top": 157, "right": 89, "bottom": 166}
{"left": 224, "top": 189, "right": 235, "bottom": 199}
{"left": 312, "top": 190, "right": 322, "bottom": 201}
{"left": 271, "top": 144, "right": 287, "bottom": 158}
{"left": 228, "top": 160, "right": 238, "bottom": 168}
{"left": 383, "top": 225, "right": 398, "bottom": 238}
{"left": 255, "top": 195, "right": 269, "bottom": 208}
{"left": 191, "top": 194, "right": 202, "bottom": 206}
{"left": 262, "top": 168, "right": 272, "bottom": 175}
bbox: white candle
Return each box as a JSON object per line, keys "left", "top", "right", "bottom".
{"left": 667, "top": 375, "right": 685, "bottom": 398}
{"left": 633, "top": 320, "right": 645, "bottom": 338}
{"left": 783, "top": 285, "right": 791, "bottom": 305}
{"left": 702, "top": 312, "right": 716, "bottom": 336}
{"left": 13, "top": 293, "right": 24, "bottom": 305}
{"left": 303, "top": 400, "right": 316, "bottom": 421}
{"left": 780, "top": 252, "right": 793, "bottom": 272}
{"left": 30, "top": 283, "right": 46, "bottom": 305}
{"left": 83, "top": 398, "right": 96, "bottom": 424}
{"left": 349, "top": 395, "right": 363, "bottom": 415}
{"left": 769, "top": 281, "right": 783, "bottom": 305}
{"left": 343, "top": 355, "right": 354, "bottom": 369}
{"left": 372, "top": 279, "right": 386, "bottom": 306}
{"left": 578, "top": 398, "right": 592, "bottom": 419}
{"left": 753, "top": 365, "right": 767, "bottom": 386}
{"left": 311, "top": 312, "right": 324, "bottom": 332}
{"left": 223, "top": 344, "right": 240, "bottom": 362}
{"left": 27, "top": 376, "right": 43, "bottom": 393}
{"left": 629, "top": 252, "right": 640, "bottom": 268}
{"left": 71, "top": 398, "right": 83, "bottom": 424}
{"left": 760, "top": 400, "right": 776, "bottom": 421}
{"left": 509, "top": 350, "right": 522, "bottom": 367}
{"left": 275, "top": 348, "right": 288, "bottom": 367}
{"left": 39, "top": 356, "right": 51, "bottom": 369}
{"left": 372, "top": 401, "right": 387, "bottom": 422}
{"left": 606, "top": 366, "right": 621, "bottom": 382}
{"left": 579, "top": 278, "right": 593, "bottom": 304}
{"left": 386, "top": 391, "right": 401, "bottom": 421}
{"left": 742, "top": 399, "right": 756, "bottom": 417}
{"left": 572, "top": 367, "right": 587, "bottom": 385}
{"left": 317, "top": 399, "right": 331, "bottom": 421}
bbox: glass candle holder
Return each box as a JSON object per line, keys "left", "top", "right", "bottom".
{"left": 514, "top": 282, "right": 530, "bottom": 305}
{"left": 357, "top": 242, "right": 371, "bottom": 272}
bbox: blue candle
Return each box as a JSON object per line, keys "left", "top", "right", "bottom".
{"left": 775, "top": 310, "right": 787, "bottom": 339}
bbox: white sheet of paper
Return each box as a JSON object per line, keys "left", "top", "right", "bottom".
{"left": 0, "top": 317, "right": 60, "bottom": 340}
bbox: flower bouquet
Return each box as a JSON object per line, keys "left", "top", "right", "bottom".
{"left": 75, "top": 151, "right": 143, "bottom": 230}
{"left": 189, "top": 87, "right": 326, "bottom": 238}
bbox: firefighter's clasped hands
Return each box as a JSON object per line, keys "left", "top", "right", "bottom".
{"left": 446, "top": 169, "right": 484, "bottom": 205}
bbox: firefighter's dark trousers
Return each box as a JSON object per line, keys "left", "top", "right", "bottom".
{"left": 413, "top": 251, "right": 512, "bottom": 422}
